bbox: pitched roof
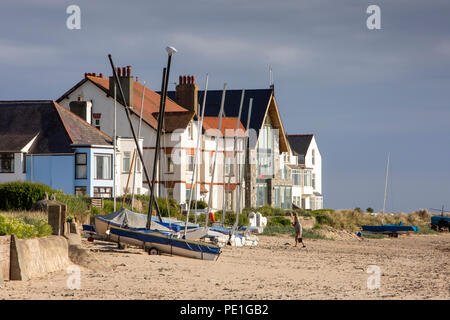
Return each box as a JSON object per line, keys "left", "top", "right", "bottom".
{"left": 0, "top": 100, "right": 111, "bottom": 154}
{"left": 57, "top": 75, "right": 189, "bottom": 131}
{"left": 166, "top": 88, "right": 288, "bottom": 150}
{"left": 286, "top": 134, "right": 314, "bottom": 157}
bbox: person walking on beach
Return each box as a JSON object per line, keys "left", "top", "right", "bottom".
{"left": 293, "top": 212, "right": 306, "bottom": 248}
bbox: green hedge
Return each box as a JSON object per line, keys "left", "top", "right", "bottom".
{"left": 0, "top": 181, "right": 56, "bottom": 211}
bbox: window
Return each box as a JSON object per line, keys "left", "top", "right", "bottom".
{"left": 0, "top": 153, "right": 14, "bottom": 173}
{"left": 94, "top": 187, "right": 112, "bottom": 198}
{"left": 225, "top": 157, "right": 234, "bottom": 176}
{"left": 274, "top": 186, "right": 292, "bottom": 209}
{"left": 122, "top": 152, "right": 131, "bottom": 173}
{"left": 312, "top": 173, "right": 316, "bottom": 189}
{"left": 187, "top": 155, "right": 194, "bottom": 172}
{"left": 75, "top": 153, "right": 87, "bottom": 179}
{"left": 22, "top": 153, "right": 26, "bottom": 173}
{"left": 186, "top": 188, "right": 191, "bottom": 202}
{"left": 279, "top": 166, "right": 289, "bottom": 180}
{"left": 226, "top": 190, "right": 233, "bottom": 210}
{"left": 167, "top": 156, "right": 174, "bottom": 173}
{"left": 75, "top": 186, "right": 87, "bottom": 196}
{"left": 304, "top": 170, "right": 312, "bottom": 187}
{"left": 292, "top": 169, "right": 301, "bottom": 186}
{"left": 95, "top": 119, "right": 101, "bottom": 131}
{"left": 187, "top": 122, "right": 194, "bottom": 140}
{"left": 94, "top": 154, "right": 112, "bottom": 180}
{"left": 312, "top": 149, "right": 315, "bottom": 165}
{"left": 256, "top": 183, "right": 268, "bottom": 207}
{"left": 209, "top": 154, "right": 214, "bottom": 175}
{"left": 167, "top": 188, "right": 174, "bottom": 199}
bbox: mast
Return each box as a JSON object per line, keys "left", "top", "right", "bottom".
{"left": 185, "top": 74, "right": 209, "bottom": 234}
{"left": 147, "top": 46, "right": 177, "bottom": 229}
{"left": 231, "top": 98, "right": 253, "bottom": 237}
{"left": 113, "top": 84, "right": 117, "bottom": 212}
{"left": 147, "top": 67, "right": 168, "bottom": 228}
{"left": 205, "top": 83, "right": 227, "bottom": 227}
{"left": 131, "top": 81, "right": 146, "bottom": 211}
{"left": 107, "top": 54, "right": 163, "bottom": 223}
{"left": 382, "top": 152, "right": 390, "bottom": 223}
{"left": 222, "top": 90, "right": 245, "bottom": 225}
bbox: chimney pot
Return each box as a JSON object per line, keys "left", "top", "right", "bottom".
{"left": 127, "top": 65, "right": 131, "bottom": 77}
{"left": 117, "top": 67, "right": 121, "bottom": 77}
{"left": 99, "top": 73, "right": 103, "bottom": 78}
{"left": 183, "top": 75, "right": 187, "bottom": 84}
{"left": 192, "top": 75, "right": 195, "bottom": 83}
{"left": 179, "top": 75, "right": 182, "bottom": 84}
{"left": 93, "top": 73, "right": 97, "bottom": 77}
{"left": 122, "top": 67, "right": 126, "bottom": 77}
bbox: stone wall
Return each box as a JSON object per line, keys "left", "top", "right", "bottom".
{"left": 10, "top": 235, "right": 70, "bottom": 281}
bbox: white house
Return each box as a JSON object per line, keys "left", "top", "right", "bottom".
{"left": 285, "top": 134, "right": 323, "bottom": 210}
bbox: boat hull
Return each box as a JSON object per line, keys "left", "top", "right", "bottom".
{"left": 109, "top": 226, "right": 221, "bottom": 261}
{"left": 361, "top": 224, "right": 418, "bottom": 233}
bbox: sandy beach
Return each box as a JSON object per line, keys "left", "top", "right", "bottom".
{"left": 1, "top": 233, "right": 449, "bottom": 300}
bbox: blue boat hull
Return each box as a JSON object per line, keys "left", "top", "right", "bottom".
{"left": 362, "top": 224, "right": 418, "bottom": 233}
{"left": 109, "top": 226, "right": 221, "bottom": 261}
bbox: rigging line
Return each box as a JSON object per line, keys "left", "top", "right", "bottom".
{"left": 206, "top": 83, "right": 227, "bottom": 227}
{"left": 131, "top": 80, "right": 147, "bottom": 211}
{"left": 186, "top": 74, "right": 209, "bottom": 234}
{"left": 222, "top": 89, "right": 245, "bottom": 226}
{"left": 231, "top": 98, "right": 253, "bottom": 239}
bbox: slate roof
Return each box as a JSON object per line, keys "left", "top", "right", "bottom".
{"left": 167, "top": 89, "right": 272, "bottom": 133}
{"left": 286, "top": 134, "right": 314, "bottom": 161}
{"left": 166, "top": 89, "right": 286, "bottom": 148}
{"left": 0, "top": 100, "right": 111, "bottom": 154}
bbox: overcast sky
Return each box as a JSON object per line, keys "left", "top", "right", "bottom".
{"left": 1, "top": 0, "right": 449, "bottom": 212}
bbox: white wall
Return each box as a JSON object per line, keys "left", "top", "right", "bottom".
{"left": 0, "top": 153, "right": 26, "bottom": 184}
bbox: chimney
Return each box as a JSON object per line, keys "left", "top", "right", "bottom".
{"left": 69, "top": 100, "right": 92, "bottom": 124}
{"left": 109, "top": 65, "right": 134, "bottom": 107}
{"left": 175, "top": 74, "right": 198, "bottom": 114}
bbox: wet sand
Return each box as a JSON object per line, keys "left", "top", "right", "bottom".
{"left": 1, "top": 233, "right": 449, "bottom": 299}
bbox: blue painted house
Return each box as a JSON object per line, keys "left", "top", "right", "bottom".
{"left": 0, "top": 100, "right": 114, "bottom": 197}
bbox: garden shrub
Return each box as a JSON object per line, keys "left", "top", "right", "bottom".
{"left": 0, "top": 181, "right": 55, "bottom": 211}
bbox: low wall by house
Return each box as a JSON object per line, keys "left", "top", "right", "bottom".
{"left": 10, "top": 235, "right": 70, "bottom": 281}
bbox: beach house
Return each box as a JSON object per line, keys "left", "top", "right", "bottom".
{"left": 0, "top": 100, "right": 141, "bottom": 197}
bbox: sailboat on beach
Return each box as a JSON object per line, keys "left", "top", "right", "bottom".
{"left": 93, "top": 51, "right": 221, "bottom": 260}
{"left": 361, "top": 153, "right": 418, "bottom": 236}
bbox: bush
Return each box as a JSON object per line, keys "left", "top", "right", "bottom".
{"left": 0, "top": 214, "right": 52, "bottom": 239}
{"left": 366, "top": 207, "right": 374, "bottom": 213}
{"left": 268, "top": 216, "right": 291, "bottom": 226}
{"left": 54, "top": 193, "right": 90, "bottom": 216}
{"left": 189, "top": 200, "right": 208, "bottom": 210}
{"left": 0, "top": 181, "right": 55, "bottom": 211}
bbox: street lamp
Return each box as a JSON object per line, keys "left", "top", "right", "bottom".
{"left": 147, "top": 46, "right": 178, "bottom": 229}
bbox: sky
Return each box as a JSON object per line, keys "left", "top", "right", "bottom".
{"left": 1, "top": 0, "right": 449, "bottom": 212}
